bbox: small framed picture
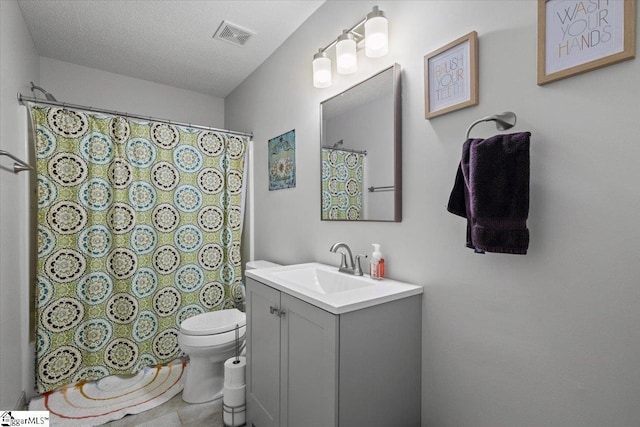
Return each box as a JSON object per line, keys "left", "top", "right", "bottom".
{"left": 537, "top": 0, "right": 636, "bottom": 85}
{"left": 268, "top": 129, "right": 296, "bottom": 191}
{"left": 424, "top": 31, "right": 478, "bottom": 119}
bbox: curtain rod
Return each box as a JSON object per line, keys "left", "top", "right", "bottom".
{"left": 321, "top": 145, "right": 367, "bottom": 155}
{"left": 17, "top": 94, "right": 253, "bottom": 138}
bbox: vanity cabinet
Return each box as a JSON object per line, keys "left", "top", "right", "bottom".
{"left": 246, "top": 277, "right": 421, "bottom": 427}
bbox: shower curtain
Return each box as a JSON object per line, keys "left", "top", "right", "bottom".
{"left": 30, "top": 104, "right": 247, "bottom": 393}
{"left": 321, "top": 148, "right": 364, "bottom": 220}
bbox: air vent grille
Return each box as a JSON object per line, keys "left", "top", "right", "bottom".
{"left": 214, "top": 21, "right": 255, "bottom": 46}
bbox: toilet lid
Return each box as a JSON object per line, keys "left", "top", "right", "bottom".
{"left": 180, "top": 309, "right": 246, "bottom": 336}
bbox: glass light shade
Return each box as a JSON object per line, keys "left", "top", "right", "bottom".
{"left": 313, "top": 52, "right": 332, "bottom": 88}
{"left": 336, "top": 33, "right": 357, "bottom": 75}
{"left": 365, "top": 11, "right": 388, "bottom": 58}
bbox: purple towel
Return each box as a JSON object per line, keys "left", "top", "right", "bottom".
{"left": 447, "top": 132, "right": 531, "bottom": 254}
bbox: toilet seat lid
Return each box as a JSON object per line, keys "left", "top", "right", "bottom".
{"left": 180, "top": 309, "right": 246, "bottom": 336}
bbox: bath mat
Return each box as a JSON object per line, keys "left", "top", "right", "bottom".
{"left": 29, "top": 360, "right": 186, "bottom": 426}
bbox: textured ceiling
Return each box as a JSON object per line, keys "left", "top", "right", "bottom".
{"left": 18, "top": 0, "right": 324, "bottom": 98}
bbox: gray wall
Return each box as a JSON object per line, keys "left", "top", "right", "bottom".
{"left": 1, "top": 3, "right": 226, "bottom": 405}
{"left": 226, "top": 1, "right": 640, "bottom": 426}
{"left": 40, "top": 57, "right": 225, "bottom": 127}
{"left": 0, "top": 0, "right": 39, "bottom": 410}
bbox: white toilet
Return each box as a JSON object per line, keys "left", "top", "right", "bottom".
{"left": 178, "top": 260, "right": 280, "bottom": 403}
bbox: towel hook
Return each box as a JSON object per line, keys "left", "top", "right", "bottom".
{"left": 465, "top": 111, "right": 516, "bottom": 139}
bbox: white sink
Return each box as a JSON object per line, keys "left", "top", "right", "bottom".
{"left": 271, "top": 267, "right": 376, "bottom": 295}
{"left": 246, "top": 262, "right": 423, "bottom": 314}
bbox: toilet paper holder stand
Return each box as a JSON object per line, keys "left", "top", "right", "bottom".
{"left": 223, "top": 324, "right": 246, "bottom": 427}
{"left": 223, "top": 401, "right": 247, "bottom": 427}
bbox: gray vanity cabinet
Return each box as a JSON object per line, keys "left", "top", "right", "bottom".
{"left": 246, "top": 277, "right": 421, "bottom": 427}
{"left": 246, "top": 277, "right": 337, "bottom": 427}
{"left": 246, "top": 278, "right": 282, "bottom": 427}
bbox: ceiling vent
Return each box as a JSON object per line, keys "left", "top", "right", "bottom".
{"left": 213, "top": 21, "right": 255, "bottom": 47}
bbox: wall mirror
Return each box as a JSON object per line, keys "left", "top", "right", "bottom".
{"left": 320, "top": 63, "right": 401, "bottom": 222}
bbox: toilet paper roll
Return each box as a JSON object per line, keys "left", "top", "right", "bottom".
{"left": 223, "top": 383, "right": 246, "bottom": 407}
{"left": 224, "top": 356, "right": 246, "bottom": 387}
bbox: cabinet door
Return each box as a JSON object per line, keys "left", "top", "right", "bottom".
{"left": 246, "top": 278, "right": 282, "bottom": 427}
{"left": 280, "top": 294, "right": 338, "bottom": 427}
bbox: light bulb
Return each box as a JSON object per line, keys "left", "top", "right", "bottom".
{"left": 365, "top": 7, "right": 388, "bottom": 58}
{"left": 313, "top": 51, "right": 332, "bottom": 88}
{"left": 336, "top": 31, "right": 357, "bottom": 75}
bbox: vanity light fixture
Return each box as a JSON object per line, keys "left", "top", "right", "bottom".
{"left": 364, "top": 6, "right": 388, "bottom": 58}
{"left": 312, "top": 5, "right": 388, "bottom": 88}
{"left": 313, "top": 50, "right": 332, "bottom": 88}
{"left": 336, "top": 31, "right": 357, "bottom": 74}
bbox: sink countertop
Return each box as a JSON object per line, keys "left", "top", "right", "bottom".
{"left": 245, "top": 262, "right": 423, "bottom": 314}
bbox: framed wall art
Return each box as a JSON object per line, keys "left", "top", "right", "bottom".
{"left": 268, "top": 129, "right": 296, "bottom": 190}
{"left": 424, "top": 31, "right": 478, "bottom": 119}
{"left": 537, "top": 0, "right": 636, "bottom": 85}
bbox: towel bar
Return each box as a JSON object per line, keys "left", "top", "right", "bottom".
{"left": 368, "top": 185, "right": 394, "bottom": 192}
{"left": 0, "top": 150, "right": 33, "bottom": 173}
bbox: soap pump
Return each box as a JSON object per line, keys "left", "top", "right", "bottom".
{"left": 370, "top": 243, "right": 385, "bottom": 280}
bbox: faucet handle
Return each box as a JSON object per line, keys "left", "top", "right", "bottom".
{"left": 336, "top": 252, "right": 348, "bottom": 269}
{"left": 353, "top": 254, "right": 367, "bottom": 276}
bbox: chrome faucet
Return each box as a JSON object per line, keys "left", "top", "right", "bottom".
{"left": 329, "top": 242, "right": 365, "bottom": 276}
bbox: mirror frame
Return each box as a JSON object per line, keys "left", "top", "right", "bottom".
{"left": 319, "top": 63, "right": 402, "bottom": 222}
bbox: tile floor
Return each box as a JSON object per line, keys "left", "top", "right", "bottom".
{"left": 101, "top": 392, "right": 226, "bottom": 427}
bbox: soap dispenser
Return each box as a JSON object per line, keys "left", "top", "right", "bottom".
{"left": 370, "top": 244, "right": 385, "bottom": 280}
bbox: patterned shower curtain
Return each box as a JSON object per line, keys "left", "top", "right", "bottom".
{"left": 31, "top": 104, "right": 247, "bottom": 393}
{"left": 321, "top": 148, "right": 364, "bottom": 220}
